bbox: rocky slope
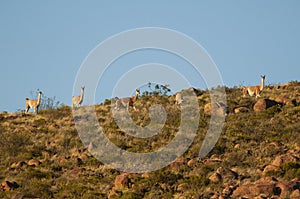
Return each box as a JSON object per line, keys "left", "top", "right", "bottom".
{"left": 0, "top": 82, "right": 299, "bottom": 198}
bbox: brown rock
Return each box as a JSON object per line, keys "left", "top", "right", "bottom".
{"left": 27, "top": 159, "right": 41, "bottom": 167}
{"left": 232, "top": 184, "right": 274, "bottom": 198}
{"left": 204, "top": 102, "right": 227, "bottom": 116}
{"left": 216, "top": 167, "right": 238, "bottom": 181}
{"left": 10, "top": 161, "right": 26, "bottom": 169}
{"left": 275, "top": 182, "right": 289, "bottom": 198}
{"left": 222, "top": 185, "right": 234, "bottom": 196}
{"left": 114, "top": 173, "right": 130, "bottom": 190}
{"left": 234, "top": 107, "right": 250, "bottom": 114}
{"left": 275, "top": 96, "right": 294, "bottom": 106}
{"left": 169, "top": 157, "right": 188, "bottom": 170}
{"left": 253, "top": 98, "right": 280, "bottom": 112}
{"left": 254, "top": 176, "right": 278, "bottom": 184}
{"left": 187, "top": 158, "right": 197, "bottom": 167}
{"left": 209, "top": 172, "right": 222, "bottom": 183}
{"left": 1, "top": 181, "right": 19, "bottom": 191}
{"left": 262, "top": 165, "right": 279, "bottom": 175}
{"left": 272, "top": 154, "right": 298, "bottom": 167}
{"left": 291, "top": 189, "right": 300, "bottom": 198}
{"left": 177, "top": 183, "right": 189, "bottom": 192}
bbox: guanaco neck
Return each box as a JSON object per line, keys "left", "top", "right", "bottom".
{"left": 37, "top": 93, "right": 42, "bottom": 106}
{"left": 260, "top": 77, "right": 265, "bottom": 91}
{"left": 131, "top": 91, "right": 139, "bottom": 102}
{"left": 80, "top": 88, "right": 84, "bottom": 102}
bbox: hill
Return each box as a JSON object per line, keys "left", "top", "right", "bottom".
{"left": 0, "top": 82, "right": 299, "bottom": 198}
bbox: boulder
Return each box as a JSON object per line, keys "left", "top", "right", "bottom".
{"left": 253, "top": 98, "right": 280, "bottom": 112}
{"left": 27, "top": 159, "right": 41, "bottom": 167}
{"left": 1, "top": 181, "right": 19, "bottom": 191}
{"left": 114, "top": 173, "right": 130, "bottom": 190}
{"left": 10, "top": 161, "right": 26, "bottom": 169}
{"left": 272, "top": 154, "right": 298, "bottom": 167}
{"left": 204, "top": 102, "right": 227, "bottom": 116}
{"left": 234, "top": 107, "right": 250, "bottom": 114}
{"left": 209, "top": 172, "right": 222, "bottom": 183}
{"left": 232, "top": 183, "right": 275, "bottom": 198}
{"left": 232, "top": 177, "right": 300, "bottom": 198}
{"left": 275, "top": 95, "right": 295, "bottom": 106}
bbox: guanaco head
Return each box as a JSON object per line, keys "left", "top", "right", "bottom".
{"left": 38, "top": 91, "right": 43, "bottom": 95}
{"left": 81, "top": 86, "right": 85, "bottom": 90}
{"left": 261, "top": 75, "right": 265, "bottom": 80}
{"left": 135, "top": 89, "right": 140, "bottom": 95}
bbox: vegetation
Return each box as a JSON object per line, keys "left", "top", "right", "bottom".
{"left": 0, "top": 82, "right": 299, "bottom": 198}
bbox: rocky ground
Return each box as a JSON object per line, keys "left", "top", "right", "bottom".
{"left": 0, "top": 81, "right": 299, "bottom": 198}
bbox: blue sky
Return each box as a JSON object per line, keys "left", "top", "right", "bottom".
{"left": 1, "top": 1, "right": 299, "bottom": 112}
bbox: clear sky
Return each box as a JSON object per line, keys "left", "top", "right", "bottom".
{"left": 1, "top": 1, "right": 299, "bottom": 112}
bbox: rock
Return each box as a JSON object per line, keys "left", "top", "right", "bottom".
{"left": 187, "top": 158, "right": 197, "bottom": 167}
{"left": 234, "top": 107, "right": 249, "bottom": 114}
{"left": 272, "top": 154, "right": 298, "bottom": 167}
{"left": 27, "top": 159, "right": 41, "bottom": 167}
{"left": 232, "top": 184, "right": 274, "bottom": 198}
{"left": 10, "top": 161, "right": 26, "bottom": 169}
{"left": 209, "top": 172, "right": 222, "bottom": 183}
{"left": 275, "top": 182, "right": 289, "bottom": 198}
{"left": 291, "top": 189, "right": 300, "bottom": 198}
{"left": 222, "top": 185, "right": 234, "bottom": 196}
{"left": 177, "top": 183, "right": 189, "bottom": 192}
{"left": 210, "top": 193, "right": 220, "bottom": 199}
{"left": 275, "top": 96, "right": 295, "bottom": 106}
{"left": 216, "top": 167, "right": 238, "bottom": 181}
{"left": 262, "top": 165, "right": 279, "bottom": 175}
{"left": 169, "top": 157, "right": 188, "bottom": 170}
{"left": 1, "top": 181, "right": 19, "bottom": 191}
{"left": 204, "top": 102, "right": 227, "bottom": 116}
{"left": 232, "top": 177, "right": 300, "bottom": 198}
{"left": 114, "top": 173, "right": 130, "bottom": 190}
{"left": 253, "top": 98, "right": 280, "bottom": 112}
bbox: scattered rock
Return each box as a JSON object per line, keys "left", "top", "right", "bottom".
{"left": 275, "top": 95, "right": 295, "bottom": 106}
{"left": 177, "top": 183, "right": 189, "bottom": 192}
{"left": 204, "top": 102, "right": 227, "bottom": 116}
{"left": 169, "top": 157, "right": 188, "bottom": 170}
{"left": 114, "top": 173, "right": 130, "bottom": 190}
{"left": 263, "top": 165, "right": 279, "bottom": 175}
{"left": 187, "top": 158, "right": 197, "bottom": 167}
{"left": 222, "top": 185, "right": 234, "bottom": 197}
{"left": 232, "top": 183, "right": 275, "bottom": 198}
{"left": 291, "top": 189, "right": 300, "bottom": 198}
{"left": 1, "top": 181, "right": 19, "bottom": 191}
{"left": 253, "top": 98, "right": 280, "bottom": 112}
{"left": 27, "top": 159, "right": 41, "bottom": 167}
{"left": 209, "top": 172, "right": 222, "bottom": 183}
{"left": 216, "top": 167, "right": 238, "bottom": 183}
{"left": 272, "top": 154, "right": 298, "bottom": 167}
{"left": 232, "top": 177, "right": 300, "bottom": 198}
{"left": 234, "top": 107, "right": 250, "bottom": 114}
{"left": 10, "top": 161, "right": 26, "bottom": 169}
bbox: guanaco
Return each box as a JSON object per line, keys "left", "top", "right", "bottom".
{"left": 175, "top": 92, "right": 183, "bottom": 105}
{"left": 243, "top": 75, "right": 265, "bottom": 98}
{"left": 72, "top": 86, "right": 85, "bottom": 108}
{"left": 25, "top": 91, "right": 42, "bottom": 114}
{"left": 115, "top": 89, "right": 140, "bottom": 110}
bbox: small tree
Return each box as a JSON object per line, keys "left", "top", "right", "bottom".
{"left": 143, "top": 82, "right": 172, "bottom": 97}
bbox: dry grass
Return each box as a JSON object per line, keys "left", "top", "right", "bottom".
{"left": 0, "top": 82, "right": 299, "bottom": 198}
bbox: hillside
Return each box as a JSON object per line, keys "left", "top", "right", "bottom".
{"left": 0, "top": 82, "right": 300, "bottom": 198}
